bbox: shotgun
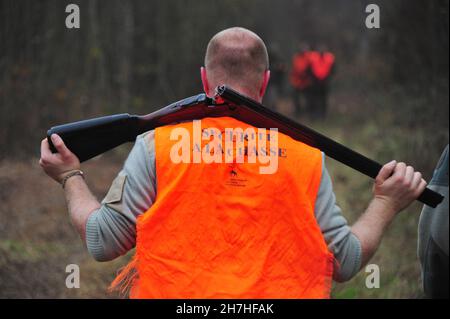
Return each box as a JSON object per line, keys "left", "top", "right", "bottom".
{"left": 47, "top": 85, "right": 444, "bottom": 208}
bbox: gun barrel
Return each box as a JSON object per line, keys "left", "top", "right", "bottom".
{"left": 216, "top": 85, "right": 444, "bottom": 208}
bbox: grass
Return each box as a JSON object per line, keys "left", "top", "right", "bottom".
{"left": 0, "top": 83, "right": 447, "bottom": 298}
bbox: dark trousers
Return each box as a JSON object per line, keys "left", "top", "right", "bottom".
{"left": 293, "top": 83, "right": 328, "bottom": 119}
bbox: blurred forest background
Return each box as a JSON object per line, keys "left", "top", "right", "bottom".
{"left": 0, "top": 0, "right": 448, "bottom": 298}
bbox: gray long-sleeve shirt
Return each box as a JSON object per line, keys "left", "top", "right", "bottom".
{"left": 86, "top": 131, "right": 362, "bottom": 282}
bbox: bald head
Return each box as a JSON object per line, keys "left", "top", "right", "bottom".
{"left": 204, "top": 27, "right": 269, "bottom": 98}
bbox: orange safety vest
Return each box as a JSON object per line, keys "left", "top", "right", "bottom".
{"left": 290, "top": 52, "right": 313, "bottom": 90}
{"left": 110, "top": 116, "right": 334, "bottom": 298}
{"left": 310, "top": 52, "right": 335, "bottom": 81}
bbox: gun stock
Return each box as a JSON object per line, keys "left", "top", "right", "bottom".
{"left": 47, "top": 114, "right": 138, "bottom": 163}
{"left": 47, "top": 94, "right": 212, "bottom": 162}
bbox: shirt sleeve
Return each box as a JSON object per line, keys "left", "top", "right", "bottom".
{"left": 85, "top": 130, "right": 156, "bottom": 261}
{"left": 315, "top": 153, "right": 362, "bottom": 282}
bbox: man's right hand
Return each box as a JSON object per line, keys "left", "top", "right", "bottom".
{"left": 351, "top": 160, "right": 428, "bottom": 268}
{"left": 40, "top": 134, "right": 81, "bottom": 184}
{"left": 373, "top": 160, "right": 427, "bottom": 215}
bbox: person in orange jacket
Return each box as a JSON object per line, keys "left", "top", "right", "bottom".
{"left": 307, "top": 47, "right": 335, "bottom": 119}
{"left": 290, "top": 43, "right": 314, "bottom": 116}
{"left": 39, "top": 27, "right": 427, "bottom": 298}
{"left": 308, "top": 49, "right": 335, "bottom": 118}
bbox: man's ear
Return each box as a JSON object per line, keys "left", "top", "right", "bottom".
{"left": 259, "top": 70, "right": 271, "bottom": 98}
{"left": 200, "top": 67, "right": 210, "bottom": 96}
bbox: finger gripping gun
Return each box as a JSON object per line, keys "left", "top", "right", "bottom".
{"left": 47, "top": 85, "right": 444, "bottom": 208}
